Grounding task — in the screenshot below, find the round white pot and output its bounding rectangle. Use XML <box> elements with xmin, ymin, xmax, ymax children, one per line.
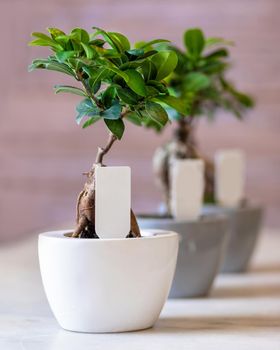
<box><xmin>203</xmin><ymin>204</ymin><xmax>263</xmax><ymax>273</ymax></box>
<box><xmin>38</xmin><ymin>229</ymin><xmax>178</xmax><ymax>333</ymax></box>
<box><xmin>137</xmin><ymin>215</ymin><xmax>228</xmax><ymax>298</ymax></box>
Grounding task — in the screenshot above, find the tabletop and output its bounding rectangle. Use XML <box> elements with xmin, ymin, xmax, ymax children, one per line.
<box><xmin>1</xmin><ymin>230</ymin><xmax>280</xmax><ymax>350</ymax></box>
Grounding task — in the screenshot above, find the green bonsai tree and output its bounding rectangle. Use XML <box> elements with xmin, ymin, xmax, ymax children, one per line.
<box><xmin>29</xmin><ymin>26</ymin><xmax>183</xmax><ymax>238</ymax></box>
<box><xmin>151</xmin><ymin>28</ymin><xmax>254</xmax><ymax>213</ymax></box>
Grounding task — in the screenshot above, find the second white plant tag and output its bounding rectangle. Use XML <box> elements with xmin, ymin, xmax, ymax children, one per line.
<box><xmin>95</xmin><ymin>166</ymin><xmax>131</xmax><ymax>239</ymax></box>
<box><xmin>170</xmin><ymin>159</ymin><xmax>205</xmax><ymax>220</ymax></box>
<box><xmin>215</xmin><ymin>149</ymin><xmax>245</xmax><ymax>207</ymax></box>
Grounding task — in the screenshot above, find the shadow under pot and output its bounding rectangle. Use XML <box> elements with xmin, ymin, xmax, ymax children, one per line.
<box><xmin>38</xmin><ymin>229</ymin><xmax>178</xmax><ymax>333</ymax></box>
<box><xmin>203</xmin><ymin>204</ymin><xmax>263</xmax><ymax>273</ymax></box>
<box><xmin>137</xmin><ymin>215</ymin><xmax>228</xmax><ymax>298</ymax></box>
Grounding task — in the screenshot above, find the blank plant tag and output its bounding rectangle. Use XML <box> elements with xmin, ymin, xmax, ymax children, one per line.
<box><xmin>170</xmin><ymin>159</ymin><xmax>205</xmax><ymax>220</ymax></box>
<box><xmin>95</xmin><ymin>166</ymin><xmax>131</xmax><ymax>239</ymax></box>
<box><xmin>215</xmin><ymin>149</ymin><xmax>245</xmax><ymax>207</ymax></box>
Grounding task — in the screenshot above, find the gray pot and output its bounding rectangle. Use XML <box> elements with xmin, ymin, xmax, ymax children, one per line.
<box><xmin>203</xmin><ymin>204</ymin><xmax>263</xmax><ymax>273</ymax></box>
<box><xmin>137</xmin><ymin>214</ymin><xmax>228</xmax><ymax>298</ymax></box>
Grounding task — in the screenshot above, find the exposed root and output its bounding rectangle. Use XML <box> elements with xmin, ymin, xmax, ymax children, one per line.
<box><xmin>72</xmin><ymin>215</ymin><xmax>87</xmax><ymax>238</ymax></box>
<box><xmin>79</xmin><ymin>218</ymin><xmax>99</xmax><ymax>238</ymax></box>
<box><xmin>75</xmin><ymin>190</ymin><xmax>85</xmax><ymax>223</ymax></box>
<box><xmin>72</xmin><ymin>164</ymin><xmax>141</xmax><ymax>239</ymax></box>
<box><xmin>130</xmin><ymin>210</ymin><xmax>141</xmax><ymax>237</ymax></box>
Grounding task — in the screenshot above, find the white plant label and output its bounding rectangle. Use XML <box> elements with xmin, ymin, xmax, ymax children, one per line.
<box><xmin>170</xmin><ymin>159</ymin><xmax>205</xmax><ymax>220</ymax></box>
<box><xmin>95</xmin><ymin>166</ymin><xmax>131</xmax><ymax>239</ymax></box>
<box><xmin>215</xmin><ymin>149</ymin><xmax>245</xmax><ymax>207</ymax></box>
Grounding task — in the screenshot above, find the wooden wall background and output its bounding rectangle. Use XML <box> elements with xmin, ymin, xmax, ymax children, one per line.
<box><xmin>0</xmin><ymin>0</ymin><xmax>279</xmax><ymax>242</ymax></box>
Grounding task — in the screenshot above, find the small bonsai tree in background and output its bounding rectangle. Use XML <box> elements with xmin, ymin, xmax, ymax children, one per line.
<box><xmin>29</xmin><ymin>26</ymin><xmax>182</xmax><ymax>238</ymax></box>
<box><xmin>152</xmin><ymin>28</ymin><xmax>254</xmax><ymax>213</ymax></box>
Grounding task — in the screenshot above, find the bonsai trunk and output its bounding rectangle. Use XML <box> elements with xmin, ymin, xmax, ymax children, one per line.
<box><xmin>153</xmin><ymin>117</ymin><xmax>215</xmax><ymax>215</ymax></box>
<box><xmin>72</xmin><ymin>132</ymin><xmax>141</xmax><ymax>238</ymax></box>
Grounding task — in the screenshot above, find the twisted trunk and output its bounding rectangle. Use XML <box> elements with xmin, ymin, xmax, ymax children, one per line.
<box><xmin>72</xmin><ymin>133</ymin><xmax>141</xmax><ymax>239</ymax></box>
<box><xmin>153</xmin><ymin>118</ymin><xmax>215</xmax><ymax>215</ymax></box>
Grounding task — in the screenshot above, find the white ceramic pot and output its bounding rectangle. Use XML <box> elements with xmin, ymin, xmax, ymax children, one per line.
<box><xmin>38</xmin><ymin>229</ymin><xmax>178</xmax><ymax>333</ymax></box>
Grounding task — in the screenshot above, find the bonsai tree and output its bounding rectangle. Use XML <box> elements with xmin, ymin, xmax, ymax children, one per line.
<box><xmin>151</xmin><ymin>28</ymin><xmax>254</xmax><ymax>213</ymax></box>
<box><xmin>29</xmin><ymin>26</ymin><xmax>183</xmax><ymax>238</ymax></box>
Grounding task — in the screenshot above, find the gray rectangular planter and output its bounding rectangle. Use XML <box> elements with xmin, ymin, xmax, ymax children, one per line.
<box><xmin>137</xmin><ymin>214</ymin><xmax>228</xmax><ymax>298</ymax></box>
<box><xmin>203</xmin><ymin>204</ymin><xmax>263</xmax><ymax>273</ymax></box>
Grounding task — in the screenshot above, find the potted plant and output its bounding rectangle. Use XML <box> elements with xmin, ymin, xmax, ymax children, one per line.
<box><xmin>138</xmin><ymin>28</ymin><xmax>260</xmax><ymax>297</ymax></box>
<box><xmin>163</xmin><ymin>28</ymin><xmax>261</xmax><ymax>274</ymax></box>
<box><xmin>159</xmin><ymin>29</ymin><xmax>262</xmax><ymax>274</ymax></box>
<box><xmin>210</xmin><ymin>148</ymin><xmax>263</xmax><ymax>273</ymax></box>
<box><xmin>29</xmin><ymin>26</ymin><xmax>180</xmax><ymax>333</ymax></box>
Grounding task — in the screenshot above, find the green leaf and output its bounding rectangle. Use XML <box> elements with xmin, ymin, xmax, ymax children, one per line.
<box><xmin>185</xmin><ymin>72</ymin><xmax>210</xmax><ymax>92</ymax></box>
<box><xmin>105</xmin><ymin>49</ymin><xmax>122</xmax><ymax>59</ymax></box>
<box><xmin>120</xmin><ymin>60</ymin><xmax>146</xmax><ymax>70</ymax></box>
<box><xmin>90</xmin><ymin>68</ymin><xmax>110</xmax><ymax>90</ymax></box>
<box><xmin>55</xmin><ymin>51</ymin><xmax>76</xmax><ymax>63</ymax></box>
<box><xmin>116</xmin><ymin>86</ymin><xmax>139</xmax><ymax>105</ymax></box>
<box><xmin>108</xmin><ymin>32</ymin><xmax>131</xmax><ymax>51</ymax></box>
<box><xmin>140</xmin><ymin>111</ymin><xmax>163</xmax><ymax>132</ymax></box>
<box><xmin>29</xmin><ymin>38</ymin><xmax>63</xmax><ymax>51</ymax></box>
<box><xmin>136</xmin><ymin>39</ymin><xmax>170</xmax><ymax>50</ymax></box>
<box><xmin>55</xmin><ymin>35</ymin><xmax>72</xmax><ymax>50</ymax></box>
<box><xmin>235</xmin><ymin>92</ymin><xmax>254</xmax><ymax>108</ymax></box>
<box><xmin>70</xmin><ymin>28</ymin><xmax>90</xmax><ymax>43</ymax></box>
<box><xmin>145</xmin><ymin>101</ymin><xmax>168</xmax><ymax>126</ymax></box>
<box><xmin>200</xmin><ymin>61</ymin><xmax>227</xmax><ymax>74</ymax></box>
<box><xmin>139</xmin><ymin>50</ymin><xmax>158</xmax><ymax>59</ymax></box>
<box><xmin>184</xmin><ymin>28</ymin><xmax>205</xmax><ymax>58</ymax></box>
<box><xmin>141</xmin><ymin>60</ymin><xmax>157</xmax><ymax>81</ymax></box>
<box><xmin>125</xmin><ymin>111</ymin><xmax>142</xmax><ymax>126</ymax></box>
<box><xmin>126</xmin><ymin>49</ymin><xmax>144</xmax><ymax>57</ymax></box>
<box><xmin>145</xmin><ymin>86</ymin><xmax>160</xmax><ymax>97</ymax></box>
<box><xmin>155</xmin><ymin>95</ymin><xmax>187</xmax><ymax>115</ymax></box>
<box><xmin>76</xmin><ymin>98</ymin><xmax>100</xmax><ymax>124</ymax></box>
<box><xmin>28</xmin><ymin>58</ymin><xmax>48</xmax><ymax>71</ymax></box>
<box><xmin>205</xmin><ymin>48</ymin><xmax>228</xmax><ymax>60</ymax></box>
<box><xmin>30</xmin><ymin>32</ymin><xmax>63</xmax><ymax>49</ymax></box>
<box><xmin>104</xmin><ymin>119</ymin><xmax>125</xmax><ymax>139</ymax></box>
<box><xmin>125</xmin><ymin>69</ymin><xmax>146</xmax><ymax>96</ymax></box>
<box><xmin>92</xmin><ymin>80</ymin><xmax>101</xmax><ymax>94</ymax></box>
<box><xmin>147</xmin><ymin>80</ymin><xmax>168</xmax><ymax>93</ymax></box>
<box><xmin>221</xmin><ymin>78</ymin><xmax>254</xmax><ymax>108</ymax></box>
<box><xmin>167</xmin><ymin>46</ymin><xmax>189</xmax><ymax>73</ymax></box>
<box><xmin>82</xmin><ymin>65</ymin><xmax>98</xmax><ymax>77</ymax></box>
<box><xmin>205</xmin><ymin>37</ymin><xmax>234</xmax><ymax>48</ymax></box>
<box><xmin>165</xmin><ymin>106</ymin><xmax>180</xmax><ymax>121</ymax></box>
<box><xmin>54</xmin><ymin>85</ymin><xmax>86</xmax><ymax>96</ymax></box>
<box><xmin>47</xmin><ymin>28</ymin><xmax>66</xmax><ymax>39</ymax></box>
<box><xmin>89</xmin><ymin>38</ymin><xmax>106</xmax><ymax>47</ymax></box>
<box><xmin>82</xmin><ymin>116</ymin><xmax>101</xmax><ymax>128</ymax></box>
<box><xmin>101</xmin><ymin>102</ymin><xmax>121</xmax><ymax>120</ymax></box>
<box><xmin>81</xmin><ymin>43</ymin><xmax>95</xmax><ymax>59</ymax></box>
<box><xmin>31</xmin><ymin>32</ymin><xmax>52</xmax><ymax>40</ymax></box>
<box><xmin>151</xmin><ymin>51</ymin><xmax>178</xmax><ymax>81</ymax></box>
<box><xmin>105</xmin><ymin>64</ymin><xmax>129</xmax><ymax>81</ymax></box>
<box><xmin>28</xmin><ymin>59</ymin><xmax>76</xmax><ymax>77</ymax></box>
<box><xmin>102</xmin><ymin>86</ymin><xmax>116</xmax><ymax>108</ymax></box>
<box><xmin>92</xmin><ymin>27</ymin><xmax>122</xmax><ymax>53</ymax></box>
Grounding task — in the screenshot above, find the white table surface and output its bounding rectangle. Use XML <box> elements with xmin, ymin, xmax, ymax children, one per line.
<box><xmin>1</xmin><ymin>230</ymin><xmax>280</xmax><ymax>350</ymax></box>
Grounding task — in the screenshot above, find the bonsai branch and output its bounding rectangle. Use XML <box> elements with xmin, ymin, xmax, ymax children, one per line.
<box><xmin>95</xmin><ymin>133</ymin><xmax>117</xmax><ymax>165</ymax></box>
<box><xmin>72</xmin><ymin>109</ymin><xmax>142</xmax><ymax>239</ymax></box>
<box><xmin>95</xmin><ymin>109</ymin><xmax>129</xmax><ymax>165</ymax></box>
<box><xmin>76</xmin><ymin>71</ymin><xmax>104</xmax><ymax>110</ymax></box>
